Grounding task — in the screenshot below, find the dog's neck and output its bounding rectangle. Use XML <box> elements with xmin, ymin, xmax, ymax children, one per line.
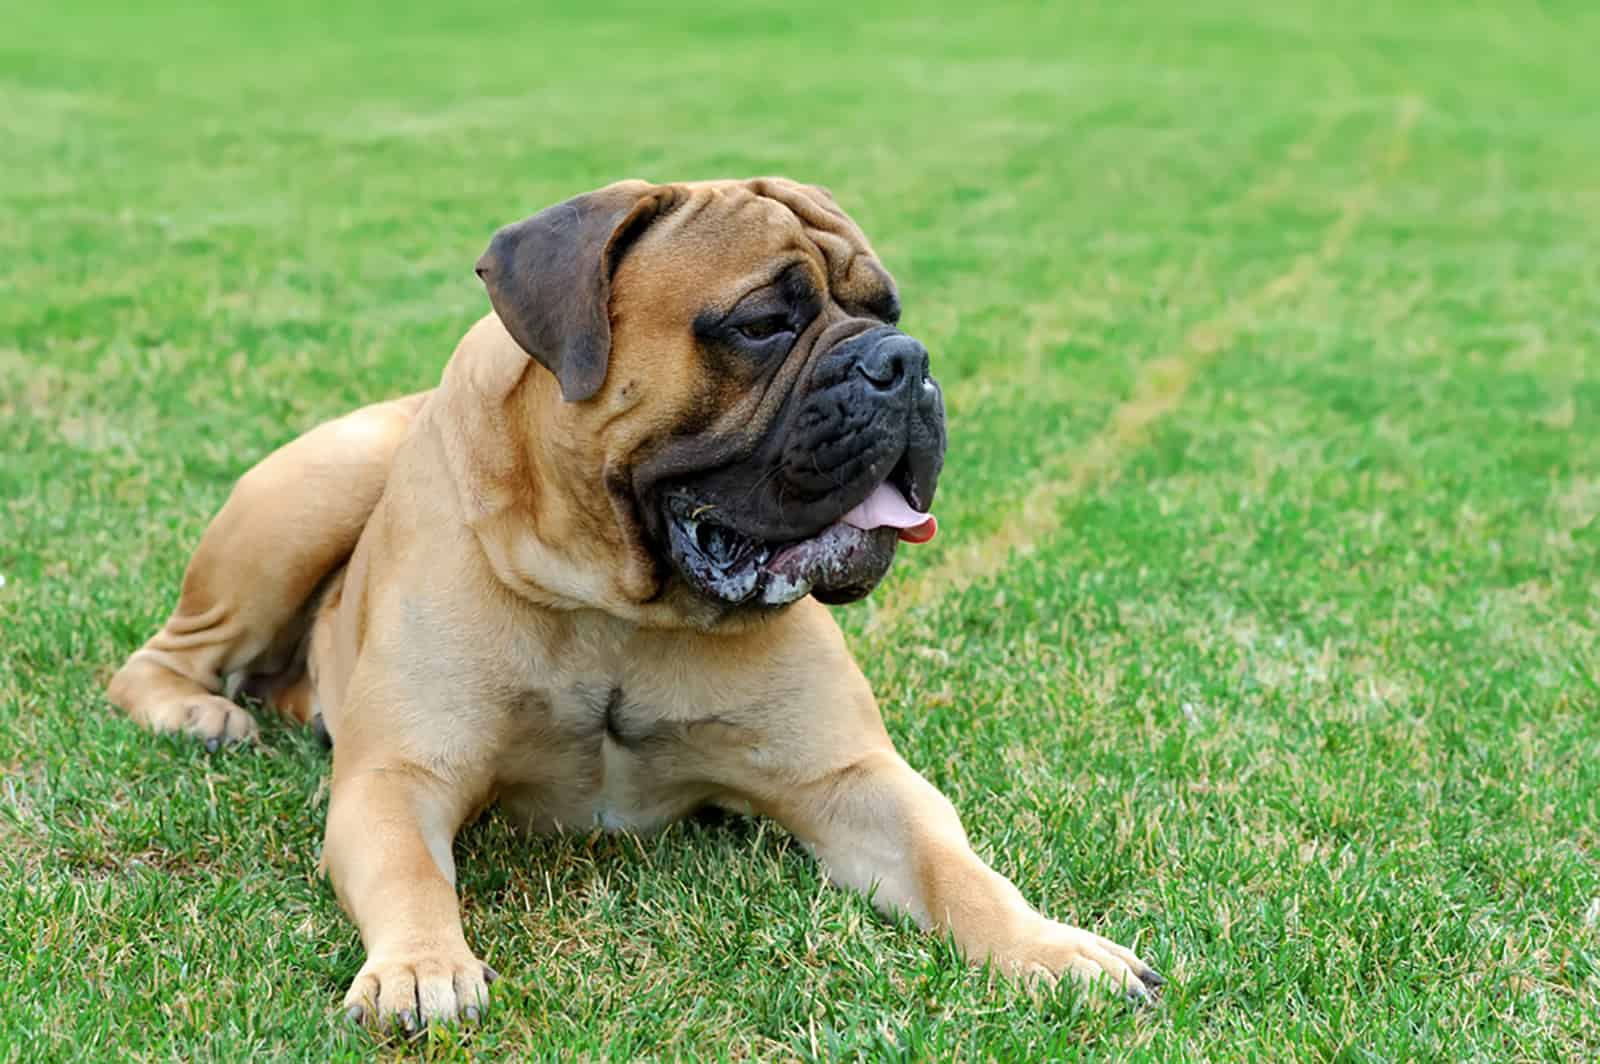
<box><xmin>429</xmin><ymin>315</ymin><xmax>690</xmax><ymax>627</ymax></box>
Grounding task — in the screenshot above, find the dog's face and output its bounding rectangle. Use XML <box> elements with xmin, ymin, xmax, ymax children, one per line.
<box><xmin>476</xmin><ymin>178</ymin><xmax>945</xmax><ymax>617</ymax></box>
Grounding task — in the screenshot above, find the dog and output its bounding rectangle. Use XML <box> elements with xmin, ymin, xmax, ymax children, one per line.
<box><xmin>107</xmin><ymin>178</ymin><xmax>1161</xmax><ymax>1029</ymax></box>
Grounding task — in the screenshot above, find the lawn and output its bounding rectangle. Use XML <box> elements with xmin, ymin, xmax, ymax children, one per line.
<box><xmin>3</xmin><ymin>0</ymin><xmax>1597</xmax><ymax>1058</ymax></box>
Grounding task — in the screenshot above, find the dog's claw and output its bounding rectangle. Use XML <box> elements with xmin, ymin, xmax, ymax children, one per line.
<box><xmin>1124</xmin><ymin>974</ymin><xmax>1163</xmax><ymax>1006</ymax></box>
<box><xmin>464</xmin><ymin>1005</ymin><xmax>480</xmax><ymax>1024</ymax></box>
<box><xmin>397</xmin><ymin>1007</ymin><xmax>417</xmax><ymax>1033</ymax></box>
<box><xmin>482</xmin><ymin>964</ymin><xmax>499</xmax><ymax>984</ymax></box>
<box><xmin>203</xmin><ymin>737</ymin><xmax>221</xmax><ymax>753</ymax></box>
<box><xmin>343</xmin><ymin>1004</ymin><xmax>364</xmax><ymax>1027</ymax></box>
<box><xmin>1121</xmin><ymin>966</ymin><xmax>1166</xmax><ymax>1008</ymax></box>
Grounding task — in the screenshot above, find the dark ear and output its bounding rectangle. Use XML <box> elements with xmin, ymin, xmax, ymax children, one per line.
<box><xmin>475</xmin><ymin>180</ymin><xmax>666</xmax><ymax>402</ymax></box>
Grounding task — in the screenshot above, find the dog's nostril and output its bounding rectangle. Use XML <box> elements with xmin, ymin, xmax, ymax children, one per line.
<box><xmin>856</xmin><ymin>358</ymin><xmax>900</xmax><ymax>389</ymax></box>
<box><xmin>853</xmin><ymin>333</ymin><xmax>929</xmax><ymax>392</ymax></box>
<box><xmin>857</xmin><ymin>345</ymin><xmax>910</xmax><ymax>391</ymax></box>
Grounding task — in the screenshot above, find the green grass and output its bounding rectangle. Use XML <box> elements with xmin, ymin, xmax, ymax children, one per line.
<box><xmin>3</xmin><ymin>0</ymin><xmax>1598</xmax><ymax>1058</ymax></box>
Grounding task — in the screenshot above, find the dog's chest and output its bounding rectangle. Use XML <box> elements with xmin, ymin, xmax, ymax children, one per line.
<box><xmin>494</xmin><ymin>679</ymin><xmax>723</xmax><ymax>835</ymax></box>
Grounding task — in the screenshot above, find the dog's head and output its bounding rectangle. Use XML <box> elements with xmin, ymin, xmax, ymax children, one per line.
<box><xmin>475</xmin><ymin>178</ymin><xmax>945</xmax><ymax>618</ymax></box>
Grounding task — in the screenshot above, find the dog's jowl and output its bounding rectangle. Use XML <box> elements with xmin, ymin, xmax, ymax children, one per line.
<box><xmin>107</xmin><ymin>178</ymin><xmax>1161</xmax><ymax>1029</ymax></box>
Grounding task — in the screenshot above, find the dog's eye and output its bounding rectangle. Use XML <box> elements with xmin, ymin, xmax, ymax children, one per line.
<box><xmin>735</xmin><ymin>315</ymin><xmax>791</xmax><ymax>342</ymax></box>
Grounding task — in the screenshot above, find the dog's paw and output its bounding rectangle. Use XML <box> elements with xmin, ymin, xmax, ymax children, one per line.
<box><xmin>342</xmin><ymin>947</ymin><xmax>496</xmax><ymax>1033</ymax></box>
<box><xmin>152</xmin><ymin>694</ymin><xmax>259</xmax><ymax>751</ymax></box>
<box><xmin>1001</xmin><ymin>921</ymin><xmax>1164</xmax><ymax>1006</ymax></box>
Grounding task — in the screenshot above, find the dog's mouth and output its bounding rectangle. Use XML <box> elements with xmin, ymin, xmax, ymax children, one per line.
<box><xmin>663</xmin><ymin>457</ymin><xmax>937</xmax><ymax>607</ymax></box>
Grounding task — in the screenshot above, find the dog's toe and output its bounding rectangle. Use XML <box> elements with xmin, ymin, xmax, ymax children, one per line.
<box><xmin>182</xmin><ymin>696</ymin><xmax>258</xmax><ymax>747</ymax></box>
<box><xmin>1007</xmin><ymin>921</ymin><xmax>1165</xmax><ymax>1007</ymax></box>
<box><xmin>341</xmin><ymin>948</ymin><xmax>492</xmax><ymax>1034</ymax></box>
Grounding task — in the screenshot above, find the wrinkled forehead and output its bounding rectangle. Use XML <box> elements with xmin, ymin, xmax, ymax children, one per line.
<box><xmin>621</xmin><ymin>179</ymin><xmax>899</xmax><ymax>319</ymax></box>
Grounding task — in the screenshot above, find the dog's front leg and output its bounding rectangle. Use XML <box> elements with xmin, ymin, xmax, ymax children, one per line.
<box><xmin>771</xmin><ymin>747</ymin><xmax>1163</xmax><ymax>1002</ymax></box>
<box><xmin>324</xmin><ymin>755</ymin><xmax>492</xmax><ymax>1031</ymax></box>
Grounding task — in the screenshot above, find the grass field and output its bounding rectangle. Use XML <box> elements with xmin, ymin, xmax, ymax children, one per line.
<box><xmin>4</xmin><ymin>0</ymin><xmax>1598</xmax><ymax>1058</ymax></box>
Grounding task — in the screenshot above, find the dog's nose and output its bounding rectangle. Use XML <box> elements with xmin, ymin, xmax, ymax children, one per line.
<box><xmin>855</xmin><ymin>333</ymin><xmax>928</xmax><ymax>393</ymax></box>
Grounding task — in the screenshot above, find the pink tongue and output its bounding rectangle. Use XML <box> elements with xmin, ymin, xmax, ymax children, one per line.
<box><xmin>841</xmin><ymin>482</ymin><xmax>937</xmax><ymax>544</ymax></box>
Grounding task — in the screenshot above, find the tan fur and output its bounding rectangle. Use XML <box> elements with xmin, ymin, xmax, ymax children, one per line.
<box><xmin>107</xmin><ymin>179</ymin><xmax>1155</xmax><ymax>1029</ymax></box>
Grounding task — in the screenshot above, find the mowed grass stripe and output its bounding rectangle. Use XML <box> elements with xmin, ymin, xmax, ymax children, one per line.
<box><xmin>866</xmin><ymin>96</ymin><xmax>1421</xmax><ymax>638</ymax></box>
<box><xmin>948</xmin><ymin>102</ymin><xmax>1349</xmax><ymax>414</ymax></box>
<box><xmin>841</xmin><ymin>101</ymin><xmax>1364</xmax><ymax>640</ymax></box>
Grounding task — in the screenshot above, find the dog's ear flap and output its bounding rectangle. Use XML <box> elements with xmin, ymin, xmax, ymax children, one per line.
<box><xmin>475</xmin><ymin>180</ymin><xmax>668</xmax><ymax>402</ymax></box>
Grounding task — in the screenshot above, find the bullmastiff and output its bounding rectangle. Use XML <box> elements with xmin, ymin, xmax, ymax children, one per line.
<box><xmin>107</xmin><ymin>178</ymin><xmax>1162</xmax><ymax>1029</ymax></box>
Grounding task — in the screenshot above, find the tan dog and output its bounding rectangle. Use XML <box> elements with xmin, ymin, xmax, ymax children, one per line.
<box><xmin>107</xmin><ymin>178</ymin><xmax>1161</xmax><ymax>1030</ymax></box>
